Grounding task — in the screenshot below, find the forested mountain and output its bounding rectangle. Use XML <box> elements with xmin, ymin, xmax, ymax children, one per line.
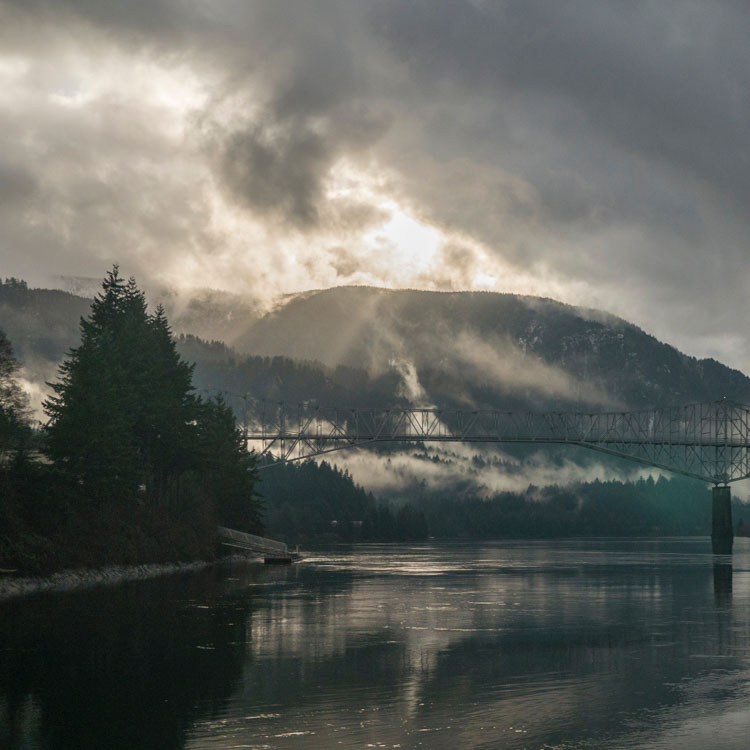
<box><xmin>234</xmin><ymin>287</ymin><xmax>750</xmax><ymax>410</ymax></box>
<box><xmin>5</xmin><ymin>279</ymin><xmax>749</xmax><ymax>418</ymax></box>
<box><xmin>0</xmin><ymin>279</ymin><xmax>91</xmax><ymax>368</ymax></box>
<box><xmin>0</xmin><ymin>278</ymin><xmax>406</xmax><ymax>423</ymax></box>
<box><xmin>4</xmin><ymin>275</ymin><xmax>750</xmax><ymax>559</ymax></box>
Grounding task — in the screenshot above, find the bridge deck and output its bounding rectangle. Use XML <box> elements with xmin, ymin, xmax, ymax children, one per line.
<box><xmin>244</xmin><ymin>400</ymin><xmax>750</xmax><ymax>484</ymax></box>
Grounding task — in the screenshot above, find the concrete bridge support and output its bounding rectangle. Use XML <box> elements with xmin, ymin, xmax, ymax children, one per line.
<box><xmin>712</xmin><ymin>485</ymin><xmax>733</xmax><ymax>555</ymax></box>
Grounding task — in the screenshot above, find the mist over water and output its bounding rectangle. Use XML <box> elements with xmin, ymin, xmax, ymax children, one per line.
<box><xmin>3</xmin><ymin>539</ymin><xmax>750</xmax><ymax>749</ymax></box>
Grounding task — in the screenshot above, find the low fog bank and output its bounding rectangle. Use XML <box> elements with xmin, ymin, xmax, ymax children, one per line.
<box><xmin>326</xmin><ymin>442</ymin><xmax>661</xmax><ymax>504</ymax></box>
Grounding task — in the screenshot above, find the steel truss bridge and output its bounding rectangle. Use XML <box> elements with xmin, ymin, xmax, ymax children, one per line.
<box><xmin>246</xmin><ymin>399</ymin><xmax>750</xmax><ymax>485</ymax></box>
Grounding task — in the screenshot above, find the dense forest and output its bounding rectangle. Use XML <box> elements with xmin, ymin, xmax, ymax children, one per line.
<box><xmin>0</xmin><ymin>269</ymin><xmax>263</xmax><ymax>573</ymax></box>
<box><xmin>258</xmin><ymin>464</ymin><xmax>750</xmax><ymax>544</ymax></box>
<box><xmin>259</xmin><ymin>459</ymin><xmax>428</xmax><ymax>545</ymax></box>
<box><xmin>415</xmin><ymin>476</ymin><xmax>726</xmax><ymax>539</ymax></box>
<box><xmin>176</xmin><ymin>334</ymin><xmax>405</xmax><ymax>411</ymax></box>
<box><xmin>2</xmin><ymin>273</ymin><xmax>748</xmax><ymax>575</ymax></box>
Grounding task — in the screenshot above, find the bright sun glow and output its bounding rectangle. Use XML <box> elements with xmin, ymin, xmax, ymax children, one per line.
<box><xmin>363</xmin><ymin>201</ymin><xmax>442</xmax><ymax>276</ymax></box>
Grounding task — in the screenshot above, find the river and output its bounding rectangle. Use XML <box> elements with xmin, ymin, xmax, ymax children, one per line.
<box><xmin>2</xmin><ymin>538</ymin><xmax>750</xmax><ymax>749</ymax></box>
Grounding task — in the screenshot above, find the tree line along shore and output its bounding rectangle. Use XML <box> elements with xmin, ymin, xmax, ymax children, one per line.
<box><xmin>2</xmin><ymin>270</ymin><xmax>745</xmax><ymax>575</ymax></box>
<box><xmin>1</xmin><ymin>268</ymin><xmax>262</xmax><ymax>573</ymax></box>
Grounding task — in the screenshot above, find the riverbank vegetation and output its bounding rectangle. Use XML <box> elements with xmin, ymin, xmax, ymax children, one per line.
<box><xmin>260</xmin><ymin>458</ymin><xmax>429</xmax><ymax>545</ymax></box>
<box><xmin>3</xmin><ymin>272</ymin><xmax>747</xmax><ymax>572</ymax></box>
<box><xmin>259</xmin><ymin>457</ymin><xmax>741</xmax><ymax>545</ymax></box>
<box><xmin>1</xmin><ymin>268</ymin><xmax>263</xmax><ymax>573</ymax></box>
<box><xmin>415</xmin><ymin>476</ymin><xmax>721</xmax><ymax>539</ymax></box>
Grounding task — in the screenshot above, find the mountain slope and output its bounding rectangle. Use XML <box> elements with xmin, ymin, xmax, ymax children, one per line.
<box><xmin>0</xmin><ymin>278</ymin><xmax>263</xmax><ymax>399</ymax></box>
<box><xmin>0</xmin><ymin>280</ymin><xmax>90</xmax><ymax>366</ymax></box>
<box><xmin>233</xmin><ymin>287</ymin><xmax>750</xmax><ymax>410</ymax></box>
<box><xmin>2</xmin><ymin>280</ymin><xmax>748</xmax><ymax>415</ymax></box>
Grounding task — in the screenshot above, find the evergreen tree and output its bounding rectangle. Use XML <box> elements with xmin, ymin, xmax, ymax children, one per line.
<box><xmin>44</xmin><ymin>267</ymin><xmax>198</xmax><ymax>507</ymax></box>
<box><xmin>45</xmin><ymin>268</ymin><xmax>150</xmax><ymax>504</ymax></box>
<box><xmin>137</xmin><ymin>303</ymin><xmax>198</xmax><ymax>508</ymax></box>
<box><xmin>0</xmin><ymin>328</ymin><xmax>30</xmax><ymax>457</ymax></box>
<box><xmin>193</xmin><ymin>396</ymin><xmax>263</xmax><ymax>533</ymax></box>
<box><xmin>43</xmin><ymin>266</ymin><xmax>262</xmax><ymax>541</ymax></box>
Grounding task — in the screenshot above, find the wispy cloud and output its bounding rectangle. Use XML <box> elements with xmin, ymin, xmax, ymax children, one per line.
<box><xmin>1</xmin><ymin>0</ymin><xmax>750</xmax><ymax>370</ymax></box>
<box><xmin>331</xmin><ymin>444</ymin><xmax>658</xmax><ymax>499</ymax></box>
<box><xmin>442</xmin><ymin>331</ymin><xmax>616</xmax><ymax>408</ymax></box>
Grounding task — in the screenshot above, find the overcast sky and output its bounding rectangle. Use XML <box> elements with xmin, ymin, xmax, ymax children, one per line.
<box><xmin>1</xmin><ymin>0</ymin><xmax>749</xmax><ymax>370</ymax></box>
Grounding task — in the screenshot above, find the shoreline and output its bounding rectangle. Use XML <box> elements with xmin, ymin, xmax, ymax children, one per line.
<box><xmin>0</xmin><ymin>558</ymin><xmax>228</xmax><ymax>601</ymax></box>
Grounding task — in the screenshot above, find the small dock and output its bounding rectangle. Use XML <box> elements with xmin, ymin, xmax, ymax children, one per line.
<box><xmin>216</xmin><ymin>526</ymin><xmax>300</xmax><ymax>564</ymax></box>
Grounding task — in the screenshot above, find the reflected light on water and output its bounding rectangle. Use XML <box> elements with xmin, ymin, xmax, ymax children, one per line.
<box><xmin>184</xmin><ymin>539</ymin><xmax>750</xmax><ymax>749</ymax></box>
<box><xmin>4</xmin><ymin>539</ymin><xmax>750</xmax><ymax>749</ymax></box>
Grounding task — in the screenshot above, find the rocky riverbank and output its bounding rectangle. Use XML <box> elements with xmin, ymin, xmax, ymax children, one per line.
<box><xmin>0</xmin><ymin>559</ymin><xmax>217</xmax><ymax>600</ymax></box>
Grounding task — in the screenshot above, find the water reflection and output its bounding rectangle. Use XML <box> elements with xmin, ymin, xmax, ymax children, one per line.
<box><xmin>713</xmin><ymin>562</ymin><xmax>733</xmax><ymax>605</ymax></box>
<box><xmin>4</xmin><ymin>540</ymin><xmax>750</xmax><ymax>749</ymax></box>
<box><xmin>0</xmin><ymin>567</ymin><xmax>261</xmax><ymax>749</ymax></box>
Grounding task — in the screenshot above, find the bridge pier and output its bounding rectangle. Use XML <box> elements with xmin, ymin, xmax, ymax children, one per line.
<box><xmin>712</xmin><ymin>485</ymin><xmax>733</xmax><ymax>555</ymax></box>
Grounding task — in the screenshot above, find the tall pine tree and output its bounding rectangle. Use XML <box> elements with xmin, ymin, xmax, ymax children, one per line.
<box><xmin>45</xmin><ymin>266</ymin><xmax>262</xmax><ymax>535</ymax></box>
<box><xmin>45</xmin><ymin>268</ymin><xmax>143</xmax><ymax>504</ymax></box>
<box><xmin>0</xmin><ymin>328</ymin><xmax>30</xmax><ymax>457</ymax></box>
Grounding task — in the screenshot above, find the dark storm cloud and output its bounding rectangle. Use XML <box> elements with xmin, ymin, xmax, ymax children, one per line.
<box><xmin>1</xmin><ymin>0</ymin><xmax>750</xmax><ymax>368</ymax></box>
<box><xmin>360</xmin><ymin>0</ymin><xmax>750</xmax><ymax>364</ymax></box>
<box><xmin>3</xmin><ymin>0</ymin><xmax>388</xmax><ymax>231</ymax></box>
<box><xmin>0</xmin><ymin>160</ymin><xmax>38</xmax><ymax>206</ymax></box>
<box><xmin>202</xmin><ymin>3</ymin><xmax>391</xmax><ymax>229</ymax></box>
<box><xmin>0</xmin><ymin>0</ymin><xmax>203</xmax><ymax>45</ymax></box>
<box><xmin>6</xmin><ymin>0</ymin><xmax>749</xmax><ymax>219</ymax></box>
<box><xmin>374</xmin><ymin>0</ymin><xmax>750</xmax><ymax>206</ymax></box>
<box><xmin>216</xmin><ymin>105</ymin><xmax>388</xmax><ymax>228</ymax></box>
<box><xmin>220</xmin><ymin>122</ymin><xmax>330</xmax><ymax>227</ymax></box>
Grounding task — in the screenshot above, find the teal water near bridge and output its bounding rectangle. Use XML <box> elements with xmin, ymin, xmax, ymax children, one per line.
<box><xmin>3</xmin><ymin>539</ymin><xmax>750</xmax><ymax>749</ymax></box>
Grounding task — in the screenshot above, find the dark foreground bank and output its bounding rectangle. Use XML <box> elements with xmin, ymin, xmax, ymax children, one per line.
<box><xmin>0</xmin><ymin>560</ymin><xmax>213</xmax><ymax>600</ymax></box>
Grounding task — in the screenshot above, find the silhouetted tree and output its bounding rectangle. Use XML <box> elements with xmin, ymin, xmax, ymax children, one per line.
<box><xmin>0</xmin><ymin>328</ymin><xmax>29</xmax><ymax>457</ymax></box>
<box><xmin>45</xmin><ymin>268</ymin><xmax>147</xmax><ymax>504</ymax></box>
<box><xmin>193</xmin><ymin>395</ymin><xmax>262</xmax><ymax>533</ymax></box>
<box><xmin>43</xmin><ymin>266</ymin><xmax>262</xmax><ymax>533</ymax></box>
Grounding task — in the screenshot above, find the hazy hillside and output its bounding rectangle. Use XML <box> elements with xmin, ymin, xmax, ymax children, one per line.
<box><xmin>0</xmin><ymin>279</ymin><xmax>90</xmax><ymax>366</ymax></box>
<box><xmin>0</xmin><ymin>278</ymin><xmax>260</xmax><ymax>375</ymax></box>
<box><xmin>5</xmin><ymin>277</ymin><xmax>750</xmax><ymax>499</ymax></box>
<box><xmin>4</xmin><ymin>280</ymin><xmax>750</xmax><ymax>417</ymax></box>
<box><xmin>233</xmin><ymin>287</ymin><xmax>750</xmax><ymax>410</ymax></box>
<box><xmin>175</xmin><ymin>334</ymin><xmax>404</xmax><ymax>413</ymax></box>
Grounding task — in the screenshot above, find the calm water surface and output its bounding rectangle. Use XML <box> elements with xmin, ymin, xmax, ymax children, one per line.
<box><xmin>3</xmin><ymin>538</ymin><xmax>750</xmax><ymax>749</ymax></box>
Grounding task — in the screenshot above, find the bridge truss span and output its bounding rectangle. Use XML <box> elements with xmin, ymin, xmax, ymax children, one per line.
<box><xmin>246</xmin><ymin>399</ymin><xmax>750</xmax><ymax>485</ymax></box>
